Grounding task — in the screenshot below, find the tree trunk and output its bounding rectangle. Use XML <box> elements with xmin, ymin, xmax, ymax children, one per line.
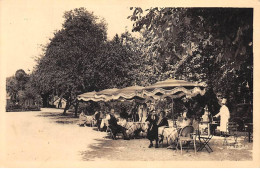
<box><xmin>63</xmin><ymin>99</ymin><xmax>70</xmax><ymax>115</ymax></box>
<box><xmin>41</xmin><ymin>93</ymin><xmax>49</xmax><ymax>107</ymax></box>
<box><xmin>74</xmin><ymin>100</ymin><xmax>79</xmax><ymax>118</ymax></box>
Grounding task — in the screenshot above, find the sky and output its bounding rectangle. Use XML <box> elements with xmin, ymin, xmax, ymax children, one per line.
<box><xmin>1</xmin><ymin>0</ymin><xmax>258</xmax><ymax>78</ymax></box>
<box><xmin>0</xmin><ymin>0</ymin><xmax>140</xmax><ymax>78</ymax></box>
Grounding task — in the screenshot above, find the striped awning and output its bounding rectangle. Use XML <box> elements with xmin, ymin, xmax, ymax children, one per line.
<box><xmin>141</xmin><ymin>79</ymin><xmax>206</xmax><ymax>99</ymax></box>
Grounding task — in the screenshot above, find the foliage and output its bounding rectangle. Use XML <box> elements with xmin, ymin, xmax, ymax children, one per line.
<box><xmin>6</xmin><ymin>76</ymin><xmax>19</xmax><ymax>102</ymax></box>
<box><xmin>6</xmin><ymin>104</ymin><xmax>41</xmax><ymax>112</ymax></box>
<box><xmin>129</xmin><ymin>8</ymin><xmax>253</xmax><ymax>114</ymax></box>
<box><xmin>33</xmin><ymin>8</ymin><xmax>143</xmax><ymax>116</ymax></box>
<box><xmin>6</xmin><ymin>69</ymin><xmax>42</xmax><ymax>111</ymax></box>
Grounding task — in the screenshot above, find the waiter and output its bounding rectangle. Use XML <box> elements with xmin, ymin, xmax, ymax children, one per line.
<box><xmin>215</xmin><ymin>98</ymin><xmax>230</xmax><ymax>135</ymax></box>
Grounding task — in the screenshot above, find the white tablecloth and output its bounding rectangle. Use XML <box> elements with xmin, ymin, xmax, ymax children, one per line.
<box><xmin>162</xmin><ymin>127</ymin><xmax>179</xmax><ymax>144</ymax></box>
<box><xmin>79</xmin><ymin>114</ymin><xmax>94</xmax><ymax>125</ymax></box>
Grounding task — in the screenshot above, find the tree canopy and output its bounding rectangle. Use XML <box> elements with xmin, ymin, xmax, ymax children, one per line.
<box><xmin>129</xmin><ymin>8</ymin><xmax>253</xmax><ymax>111</ymax></box>
<box><xmin>33</xmin><ymin>8</ymin><xmax>143</xmax><ymax>115</ymax></box>
<box><xmin>15</xmin><ymin>7</ymin><xmax>252</xmax><ymax>118</ymax></box>
<box><xmin>6</xmin><ymin>69</ymin><xmax>41</xmax><ymax>107</ymax></box>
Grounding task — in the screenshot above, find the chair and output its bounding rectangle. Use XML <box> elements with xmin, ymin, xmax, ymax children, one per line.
<box><xmin>108</xmin><ymin>125</ymin><xmax>124</xmax><ymax>140</ymax></box>
<box><xmin>91</xmin><ymin>119</ymin><xmax>97</xmax><ymax>127</ymax></box>
<box><xmin>108</xmin><ymin>120</ymin><xmax>128</xmax><ymax>140</ymax></box>
<box><xmin>158</xmin><ymin>126</ymin><xmax>169</xmax><ymax>147</ymax></box>
<box><xmin>197</xmin><ymin>122</ymin><xmax>213</xmax><ymax>153</ymax></box>
<box><xmin>177</xmin><ymin>125</ymin><xmax>196</xmax><ymax>155</ymax></box>
<box><xmin>223</xmin><ymin>122</ymin><xmax>239</xmax><ymax>147</ymax></box>
<box><xmin>244</xmin><ymin>123</ymin><xmax>253</xmax><ymax>142</ymax></box>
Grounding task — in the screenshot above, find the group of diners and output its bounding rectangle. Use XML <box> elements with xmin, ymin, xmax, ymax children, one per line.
<box><xmin>79</xmin><ymin>105</ymin><xmax>202</xmax><ymax>149</ymax></box>
<box><xmin>78</xmin><ymin>95</ymin><xmax>231</xmax><ymax>151</ymax></box>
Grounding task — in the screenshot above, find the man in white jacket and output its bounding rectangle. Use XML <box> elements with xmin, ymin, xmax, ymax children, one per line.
<box><xmin>215</xmin><ymin>98</ymin><xmax>230</xmax><ymax>135</ymax></box>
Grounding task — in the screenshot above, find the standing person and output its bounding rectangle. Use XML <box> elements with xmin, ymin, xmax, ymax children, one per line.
<box><xmin>95</xmin><ymin>111</ymin><xmax>105</xmax><ymax>131</ymax></box>
<box><xmin>146</xmin><ymin>110</ymin><xmax>159</xmax><ymax>148</ymax></box>
<box><xmin>215</xmin><ymin>98</ymin><xmax>230</xmax><ymax>135</ymax></box>
<box><xmin>130</xmin><ymin>104</ymin><xmax>139</xmax><ymax>122</ymax></box>
<box><xmin>141</xmin><ymin>103</ymin><xmax>148</xmax><ymax>122</ymax></box>
<box><xmin>138</xmin><ymin>104</ymin><xmax>143</xmax><ymax>122</ymax></box>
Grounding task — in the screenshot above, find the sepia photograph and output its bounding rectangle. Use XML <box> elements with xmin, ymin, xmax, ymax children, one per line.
<box><xmin>0</xmin><ymin>0</ymin><xmax>259</xmax><ymax>168</ymax></box>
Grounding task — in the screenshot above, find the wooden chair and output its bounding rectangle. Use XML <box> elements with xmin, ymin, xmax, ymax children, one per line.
<box><xmin>223</xmin><ymin>122</ymin><xmax>239</xmax><ymax>147</ymax></box>
<box><xmin>178</xmin><ymin>125</ymin><xmax>197</xmax><ymax>155</ymax></box>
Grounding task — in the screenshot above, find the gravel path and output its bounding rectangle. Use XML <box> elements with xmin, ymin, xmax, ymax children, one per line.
<box><xmin>1</xmin><ymin>108</ymin><xmax>253</xmax><ymax>164</ymax></box>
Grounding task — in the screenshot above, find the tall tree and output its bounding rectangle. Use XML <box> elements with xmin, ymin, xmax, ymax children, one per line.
<box><xmin>129</xmin><ymin>8</ymin><xmax>253</xmax><ymax>111</ymax></box>
<box><xmin>33</xmin><ymin>8</ymin><xmax>144</xmax><ymax>116</ymax></box>
<box><xmin>33</xmin><ymin>8</ymin><xmax>107</xmax><ymax>115</ymax></box>
<box><xmin>6</xmin><ymin>69</ymin><xmax>41</xmax><ymax>107</ymax></box>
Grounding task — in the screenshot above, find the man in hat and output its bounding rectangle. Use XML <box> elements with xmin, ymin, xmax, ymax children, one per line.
<box><xmin>215</xmin><ymin>98</ymin><xmax>230</xmax><ymax>135</ymax></box>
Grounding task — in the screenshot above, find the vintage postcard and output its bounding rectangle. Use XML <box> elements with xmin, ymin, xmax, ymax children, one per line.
<box><xmin>0</xmin><ymin>0</ymin><xmax>259</xmax><ymax>168</ymax></box>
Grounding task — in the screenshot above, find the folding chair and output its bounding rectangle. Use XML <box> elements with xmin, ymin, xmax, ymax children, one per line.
<box><xmin>223</xmin><ymin>122</ymin><xmax>239</xmax><ymax>147</ymax></box>
<box><xmin>197</xmin><ymin>122</ymin><xmax>213</xmax><ymax>153</ymax></box>
<box><xmin>244</xmin><ymin>123</ymin><xmax>253</xmax><ymax>142</ymax></box>
<box><xmin>178</xmin><ymin>125</ymin><xmax>197</xmax><ymax>155</ymax></box>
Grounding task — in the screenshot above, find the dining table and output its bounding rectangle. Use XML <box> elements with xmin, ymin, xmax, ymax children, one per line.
<box><xmin>118</xmin><ymin>121</ymin><xmax>149</xmax><ymax>137</ymax></box>
<box><xmin>161</xmin><ymin>127</ymin><xmax>179</xmax><ymax>145</ymax></box>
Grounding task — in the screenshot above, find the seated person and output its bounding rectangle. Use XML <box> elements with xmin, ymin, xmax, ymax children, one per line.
<box><xmin>202</xmin><ymin>106</ymin><xmax>210</xmax><ymax>122</ymax></box>
<box><xmin>191</xmin><ymin>115</ymin><xmax>199</xmax><ymax>131</ymax></box>
<box><xmin>78</xmin><ymin>111</ymin><xmax>87</xmax><ymax>126</ymax></box>
<box><xmin>114</xmin><ymin>110</ymin><xmax>121</xmax><ymax>119</ymax></box>
<box><xmin>167</xmin><ymin>111</ymin><xmax>192</xmax><ymax>149</ymax></box>
<box><xmin>157</xmin><ymin>111</ymin><xmax>169</xmax><ymax>143</ymax></box>
<box><xmin>157</xmin><ymin>111</ymin><xmax>169</xmax><ymax>133</ymax></box>
<box><xmin>117</xmin><ymin>117</ymin><xmax>127</xmax><ymax>127</ymax></box>
<box><xmin>177</xmin><ymin>110</ymin><xmax>192</xmax><ymax>132</ymax></box>
<box><xmin>108</xmin><ymin>109</ymin><xmax>130</xmax><ymax>140</ymax></box>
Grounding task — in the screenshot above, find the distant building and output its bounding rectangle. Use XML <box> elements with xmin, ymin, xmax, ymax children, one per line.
<box><xmin>51</xmin><ymin>96</ymin><xmax>67</xmax><ymax>109</ymax></box>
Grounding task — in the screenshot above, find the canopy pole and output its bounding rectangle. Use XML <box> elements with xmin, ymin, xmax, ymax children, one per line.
<box><xmin>74</xmin><ymin>99</ymin><xmax>79</xmax><ymax>118</ymax></box>
<box><xmin>159</xmin><ymin>96</ymin><xmax>162</xmax><ymax>112</ymax></box>
<box><xmin>172</xmin><ymin>97</ymin><xmax>174</xmax><ymax>121</ymax></box>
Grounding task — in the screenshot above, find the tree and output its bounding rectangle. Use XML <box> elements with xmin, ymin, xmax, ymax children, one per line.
<box><xmin>33</xmin><ymin>8</ymin><xmax>144</xmax><ymax>116</ymax></box>
<box><xmin>6</xmin><ymin>76</ymin><xmax>19</xmax><ymax>103</ymax></box>
<box><xmin>6</xmin><ymin>69</ymin><xmax>29</xmax><ymax>103</ymax></box>
<box><xmin>6</xmin><ymin>69</ymin><xmax>41</xmax><ymax>109</ymax></box>
<box><xmin>94</xmin><ymin>32</ymin><xmax>144</xmax><ymax>88</ymax></box>
<box><xmin>129</xmin><ymin>8</ymin><xmax>253</xmax><ymax>114</ymax></box>
<box><xmin>33</xmin><ymin>8</ymin><xmax>108</xmax><ymax>116</ymax></box>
